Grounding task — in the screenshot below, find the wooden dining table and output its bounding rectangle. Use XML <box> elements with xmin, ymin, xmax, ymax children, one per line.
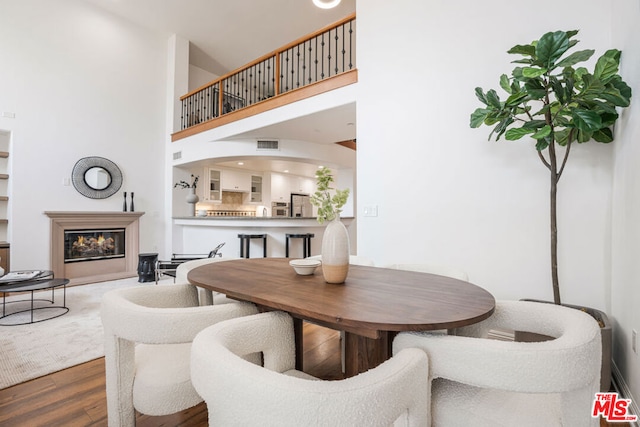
<box><xmin>188</xmin><ymin>258</ymin><xmax>495</xmax><ymax>377</ymax></box>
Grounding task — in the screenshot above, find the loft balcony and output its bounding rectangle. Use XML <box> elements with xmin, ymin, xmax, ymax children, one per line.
<box><xmin>171</xmin><ymin>13</ymin><xmax>356</xmax><ymax>142</ymax></box>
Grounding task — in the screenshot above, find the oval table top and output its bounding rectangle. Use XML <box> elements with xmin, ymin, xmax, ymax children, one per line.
<box><xmin>188</xmin><ymin>258</ymin><xmax>495</xmax><ymax>339</ymax></box>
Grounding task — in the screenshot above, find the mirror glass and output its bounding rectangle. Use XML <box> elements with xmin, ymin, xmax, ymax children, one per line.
<box><xmin>84</xmin><ymin>167</ymin><xmax>111</xmax><ymax>190</ymax></box>
<box><xmin>71</xmin><ymin>157</ymin><xmax>123</xmax><ymax>199</ymax></box>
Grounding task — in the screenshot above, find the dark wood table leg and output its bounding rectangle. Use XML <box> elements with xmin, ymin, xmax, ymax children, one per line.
<box><xmin>343</xmin><ymin>331</ymin><xmax>396</xmax><ymax>378</ymax></box>
<box><xmin>293</xmin><ymin>317</ymin><xmax>304</xmax><ymax>371</ymax></box>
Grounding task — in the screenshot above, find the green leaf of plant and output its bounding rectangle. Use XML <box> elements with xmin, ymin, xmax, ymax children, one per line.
<box><xmin>485</xmin><ymin>89</ymin><xmax>502</xmax><ymax>109</ymax></box>
<box><xmin>505</xmin><ymin>127</ymin><xmax>534</xmax><ymax>140</ymax></box>
<box><xmin>505</xmin><ymin>92</ymin><xmax>528</xmax><ymax>106</ymax></box>
<box><xmin>556</xmin><ymin>49</ymin><xmax>594</xmax><ymax>68</ymax></box>
<box><xmin>549</xmin><ymin>76</ymin><xmax>565</xmax><ymax>104</ymax></box>
<box><xmin>499</xmin><ymin>74</ymin><xmax>511</xmax><ymax>94</ymax></box>
<box><xmin>593</xmin><ymin>49</ymin><xmax>621</xmax><ymax>81</ymax></box>
<box><xmin>522</xmin><ymin>120</ymin><xmax>548</xmax><ymax>130</ymax></box>
<box><xmin>531</xmin><ymin>125</ymin><xmax>552</xmax><ymax>140</ymax></box>
<box><xmin>600</xmin><ymin>87</ymin><xmax>630</xmax><ymax>107</ymax></box>
<box><xmin>475</xmin><ymin>87</ymin><xmax>488</xmax><ymax>105</ymax></box>
<box><xmin>507</xmin><ymin>44</ymin><xmax>536</xmax><ymax>57</ymax></box>
<box><xmin>524</xmin><ymin>78</ymin><xmax>546</xmax><ymax>99</ymax></box>
<box><xmin>470</xmin><ymin>108</ymin><xmax>489</xmax><ymax>128</ymax></box>
<box><xmin>594</xmin><ymin>55</ymin><xmax>619</xmax><ymax>81</ymax></box>
<box><xmin>566</xmin><ymin>30</ymin><xmax>579</xmax><ymax>38</ymax></box>
<box><xmin>554</xmin><ymin>128</ymin><xmax>571</xmax><ymax>146</ymax></box>
<box><xmin>592</xmin><ymin>127</ymin><xmax>613</xmax><ymax>143</ymax></box>
<box><xmin>535</xmin><ymin>139</ymin><xmax>550</xmax><ymax>151</ymax></box>
<box><xmin>577</xmin><ymin>129</ymin><xmax>593</xmax><ymax>143</ymax></box>
<box><xmin>612</xmin><ymin>78</ymin><xmax>632</xmax><ymax>101</ymax></box>
<box><xmin>536</xmin><ymin>31</ymin><xmax>570</xmax><ymax>68</ymax></box>
<box><xmin>490</xmin><ymin>116</ymin><xmax>515</xmax><ymax>141</ymax></box>
<box><xmin>522</xmin><ymin>67</ymin><xmax>547</xmax><ymax>78</ymax></box>
<box><xmin>572</xmin><ymin>109</ymin><xmax>602</xmax><ymax>132</ymax></box>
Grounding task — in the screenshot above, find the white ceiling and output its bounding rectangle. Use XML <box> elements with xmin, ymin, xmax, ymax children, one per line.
<box><xmin>83</xmin><ymin>0</ymin><xmax>356</xmax><ymax>74</ymax></box>
<box><xmin>228</xmin><ymin>102</ymin><xmax>356</xmax><ymax>144</ymax></box>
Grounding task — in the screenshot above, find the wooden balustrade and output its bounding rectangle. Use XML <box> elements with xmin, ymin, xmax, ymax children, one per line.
<box><xmin>173</xmin><ymin>13</ymin><xmax>356</xmax><ymax>142</ymax></box>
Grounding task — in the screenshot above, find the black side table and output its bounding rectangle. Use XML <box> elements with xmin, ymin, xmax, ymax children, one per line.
<box><xmin>137</xmin><ymin>253</ymin><xmax>158</xmax><ymax>282</ymax></box>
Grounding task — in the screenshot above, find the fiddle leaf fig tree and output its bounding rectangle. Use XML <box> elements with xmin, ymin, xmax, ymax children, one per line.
<box><xmin>470</xmin><ymin>30</ymin><xmax>631</xmax><ymax>305</ymax></box>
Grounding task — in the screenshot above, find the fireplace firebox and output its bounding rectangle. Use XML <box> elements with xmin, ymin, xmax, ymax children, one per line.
<box><xmin>64</xmin><ymin>228</ymin><xmax>125</xmax><ymax>263</ymax></box>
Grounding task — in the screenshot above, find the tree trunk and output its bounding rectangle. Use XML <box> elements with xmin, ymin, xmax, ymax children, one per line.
<box><xmin>548</xmin><ymin>144</ymin><xmax>561</xmax><ymax>305</ymax></box>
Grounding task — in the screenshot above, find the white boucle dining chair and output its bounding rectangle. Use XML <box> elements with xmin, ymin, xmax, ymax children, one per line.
<box><xmin>393</xmin><ymin>300</ymin><xmax>602</xmax><ymax>427</ymax></box>
<box><xmin>100</xmin><ymin>284</ymin><xmax>259</xmax><ymax>427</ymax></box>
<box><xmin>191</xmin><ymin>311</ymin><xmax>430</xmax><ymax>427</ymax></box>
<box><xmin>175</xmin><ymin>256</ymin><xmax>239</xmax><ymax>305</ymax></box>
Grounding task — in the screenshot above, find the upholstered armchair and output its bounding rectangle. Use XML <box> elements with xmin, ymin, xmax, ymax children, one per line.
<box><xmin>393</xmin><ymin>300</ymin><xmax>602</xmax><ymax>427</ymax></box>
<box><xmin>191</xmin><ymin>311</ymin><xmax>430</xmax><ymax>426</ymax></box>
<box><xmin>175</xmin><ymin>257</ymin><xmax>238</xmax><ymax>305</ymax></box>
<box><xmin>100</xmin><ymin>284</ymin><xmax>258</xmax><ymax>427</ymax></box>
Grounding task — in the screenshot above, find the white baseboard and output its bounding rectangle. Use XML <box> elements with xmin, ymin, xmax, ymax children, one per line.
<box><xmin>612</xmin><ymin>361</ymin><xmax>639</xmax><ymax>427</ymax></box>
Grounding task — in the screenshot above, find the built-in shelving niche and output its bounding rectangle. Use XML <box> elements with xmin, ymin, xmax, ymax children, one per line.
<box><xmin>0</xmin><ymin>129</ymin><xmax>10</xmax><ymax>271</ymax></box>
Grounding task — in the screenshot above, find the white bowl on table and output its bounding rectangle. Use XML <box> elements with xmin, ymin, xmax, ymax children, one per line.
<box><xmin>289</xmin><ymin>259</ymin><xmax>321</xmax><ymax>276</ymax></box>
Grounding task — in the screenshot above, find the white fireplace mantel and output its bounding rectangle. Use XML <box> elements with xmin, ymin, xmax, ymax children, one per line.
<box><xmin>45</xmin><ymin>211</ymin><xmax>145</xmax><ymax>285</ymax></box>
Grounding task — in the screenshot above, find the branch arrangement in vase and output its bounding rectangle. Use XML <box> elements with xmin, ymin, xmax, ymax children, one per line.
<box><xmin>310</xmin><ymin>167</ymin><xmax>350</xmax><ymax>224</ymax></box>
<box><xmin>174</xmin><ymin>175</ymin><xmax>199</xmax><ymax>189</ymax></box>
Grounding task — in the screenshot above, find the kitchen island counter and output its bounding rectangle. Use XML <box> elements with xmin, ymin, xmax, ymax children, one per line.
<box><xmin>172</xmin><ymin>217</ymin><xmax>355</xmax><ymax>258</ymax></box>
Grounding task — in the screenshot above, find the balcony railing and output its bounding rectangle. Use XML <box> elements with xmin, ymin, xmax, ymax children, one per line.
<box><xmin>175</xmin><ymin>13</ymin><xmax>356</xmax><ymax>138</ymax></box>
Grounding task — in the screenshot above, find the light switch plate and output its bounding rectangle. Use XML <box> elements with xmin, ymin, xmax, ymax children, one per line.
<box><xmin>363</xmin><ymin>205</ymin><xmax>378</xmax><ymax>217</ymax></box>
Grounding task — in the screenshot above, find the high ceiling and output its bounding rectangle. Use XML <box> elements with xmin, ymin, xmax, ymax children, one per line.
<box><xmin>83</xmin><ymin>0</ymin><xmax>358</xmax><ymax>172</ymax></box>
<box><xmin>83</xmin><ymin>0</ymin><xmax>356</xmax><ymax>75</ymax></box>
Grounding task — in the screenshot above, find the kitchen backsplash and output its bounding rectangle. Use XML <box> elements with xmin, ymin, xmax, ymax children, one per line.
<box><xmin>196</xmin><ymin>191</ymin><xmax>257</xmax><ymax>213</ymax></box>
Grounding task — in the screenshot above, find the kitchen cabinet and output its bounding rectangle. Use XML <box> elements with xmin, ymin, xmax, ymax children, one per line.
<box><xmin>205</xmin><ymin>168</ymin><xmax>221</xmax><ymax>201</ymax></box>
<box><xmin>222</xmin><ymin>169</ymin><xmax>251</xmax><ymax>192</ymax></box>
<box><xmin>270</xmin><ymin>173</ymin><xmax>316</xmax><ymax>203</ymax></box>
<box><xmin>270</xmin><ymin>173</ymin><xmax>290</xmax><ymax>202</ymax></box>
<box><xmin>250</xmin><ymin>175</ymin><xmax>263</xmax><ymax>203</ymax></box>
<box><xmin>290</xmin><ymin>176</ymin><xmax>314</xmax><ymax>195</ymax></box>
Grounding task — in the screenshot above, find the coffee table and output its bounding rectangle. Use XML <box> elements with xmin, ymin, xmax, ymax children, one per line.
<box><xmin>0</xmin><ymin>271</ymin><xmax>69</xmax><ymax>325</ymax></box>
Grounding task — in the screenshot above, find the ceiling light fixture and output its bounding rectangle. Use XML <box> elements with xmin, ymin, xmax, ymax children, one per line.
<box><xmin>312</xmin><ymin>0</ymin><xmax>341</xmax><ymax>9</ymax></box>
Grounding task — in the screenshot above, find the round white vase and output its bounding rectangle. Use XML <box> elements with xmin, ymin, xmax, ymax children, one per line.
<box><xmin>186</xmin><ymin>187</ymin><xmax>199</xmax><ymax>216</ymax></box>
<box><xmin>321</xmin><ymin>217</ymin><xmax>350</xmax><ymax>284</ymax></box>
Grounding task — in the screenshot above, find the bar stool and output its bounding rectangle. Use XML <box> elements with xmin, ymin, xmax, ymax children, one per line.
<box><xmin>237</xmin><ymin>234</ymin><xmax>267</xmax><ymax>258</ymax></box>
<box><xmin>285</xmin><ymin>233</ymin><xmax>315</xmax><ymax>258</ymax></box>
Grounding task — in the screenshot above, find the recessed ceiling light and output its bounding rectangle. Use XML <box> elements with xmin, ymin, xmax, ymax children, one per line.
<box><xmin>237</xmin><ymin>162</ymin><xmax>244</xmax><ymax>166</ymax></box>
<box><xmin>312</xmin><ymin>0</ymin><xmax>341</xmax><ymax>9</ymax></box>
<box><xmin>284</xmin><ymin>170</ymin><xmax>289</xmax><ymax>173</ymax></box>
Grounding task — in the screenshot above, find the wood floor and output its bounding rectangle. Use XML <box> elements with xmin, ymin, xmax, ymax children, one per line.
<box><xmin>0</xmin><ymin>321</ymin><xmax>630</xmax><ymax>426</ymax></box>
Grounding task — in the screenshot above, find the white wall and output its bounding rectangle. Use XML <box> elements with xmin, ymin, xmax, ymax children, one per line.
<box><xmin>611</xmin><ymin>0</ymin><xmax>640</xmax><ymax>407</ymax></box>
<box><xmin>0</xmin><ymin>0</ymin><xmax>168</xmax><ymax>269</ymax></box>
<box><xmin>188</xmin><ymin>64</ymin><xmax>218</xmax><ymax>93</ymax></box>
<box><xmin>357</xmin><ymin>0</ymin><xmax>615</xmax><ymax>308</ymax></box>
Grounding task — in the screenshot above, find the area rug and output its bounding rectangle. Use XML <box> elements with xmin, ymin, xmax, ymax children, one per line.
<box><xmin>0</xmin><ymin>277</ymin><xmax>168</xmax><ymax>389</ymax></box>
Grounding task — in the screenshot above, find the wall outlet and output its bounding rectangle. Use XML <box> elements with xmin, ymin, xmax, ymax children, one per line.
<box><xmin>633</xmin><ymin>329</ymin><xmax>638</xmax><ymax>355</ymax></box>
